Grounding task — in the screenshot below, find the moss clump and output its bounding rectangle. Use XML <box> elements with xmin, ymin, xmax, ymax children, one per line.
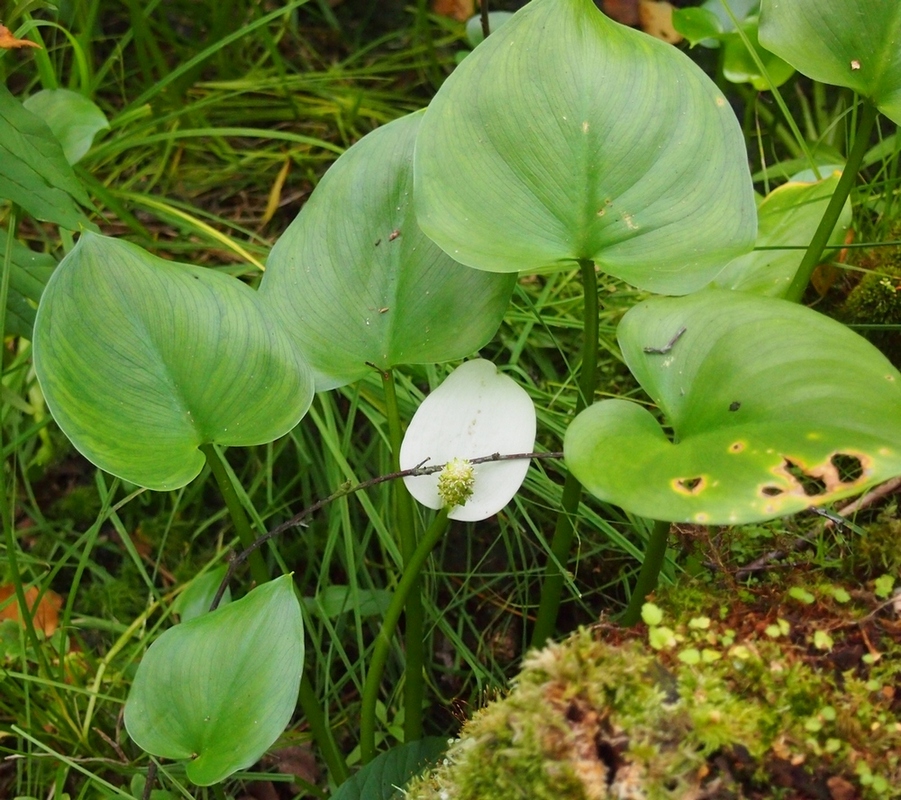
<box><xmin>841</xmin><ymin>238</ymin><xmax>901</xmax><ymax>367</ymax></box>
<box><xmin>406</xmin><ymin>589</ymin><xmax>901</xmax><ymax>799</ymax></box>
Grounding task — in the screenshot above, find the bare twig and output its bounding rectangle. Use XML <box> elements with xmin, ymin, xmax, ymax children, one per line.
<box><xmin>209</xmin><ymin>451</ymin><xmax>563</xmax><ymax>610</ymax></box>
<box><xmin>825</xmin><ymin>476</ymin><xmax>901</xmax><ymax>528</ymax></box>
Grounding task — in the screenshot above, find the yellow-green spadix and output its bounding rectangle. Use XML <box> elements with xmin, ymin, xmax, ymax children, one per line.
<box><xmin>400</xmin><ymin>359</ymin><xmax>536</xmax><ymax>521</ymax></box>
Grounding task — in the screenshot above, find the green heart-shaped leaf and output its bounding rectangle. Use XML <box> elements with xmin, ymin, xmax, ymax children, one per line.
<box><xmin>414</xmin><ymin>0</ymin><xmax>756</xmax><ymax>293</ymax></box>
<box><xmin>23</xmin><ymin>89</ymin><xmax>109</xmax><ymax>165</ymax></box>
<box><xmin>759</xmin><ymin>0</ymin><xmax>901</xmax><ymax>125</ymax></box>
<box><xmin>711</xmin><ymin>172</ymin><xmax>851</xmax><ymax>297</ymax></box>
<box><xmin>34</xmin><ymin>233</ymin><xmax>314</xmax><ymax>490</ymax></box>
<box><xmin>260</xmin><ymin>112</ymin><xmax>515</xmax><ymax>391</ymax></box>
<box><xmin>124</xmin><ymin>575</ymin><xmax>304</xmax><ymax>786</ymax></box>
<box><xmin>565</xmin><ymin>290</ymin><xmax>901</xmax><ymax>524</ymax></box>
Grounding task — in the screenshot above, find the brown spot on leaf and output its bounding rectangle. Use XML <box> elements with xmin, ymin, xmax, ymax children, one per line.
<box><xmin>830</xmin><ymin>453</ymin><xmax>863</xmax><ymax>482</ymax></box>
<box><xmin>768</xmin><ymin>450</ymin><xmax>873</xmax><ymax>502</ymax></box>
<box><xmin>673</xmin><ymin>476</ymin><xmax>706</xmax><ymax>495</ymax></box>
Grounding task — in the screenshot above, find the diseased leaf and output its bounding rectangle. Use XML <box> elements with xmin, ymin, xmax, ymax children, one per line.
<box><xmin>565</xmin><ymin>290</ymin><xmax>901</xmax><ymax>524</ymax></box>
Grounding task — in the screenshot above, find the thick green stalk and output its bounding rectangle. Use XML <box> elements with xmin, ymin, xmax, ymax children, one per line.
<box><xmin>360</xmin><ymin>507</ymin><xmax>451</xmax><ymax>764</ymax></box>
<box><xmin>380</xmin><ymin>369</ymin><xmax>425</xmax><ymax>743</ymax></box>
<box><xmin>199</xmin><ymin>443</ymin><xmax>348</xmax><ymax>784</ymax></box>
<box><xmin>299</xmin><ymin>669</ymin><xmax>349</xmax><ymax>785</ymax></box>
<box><xmin>200</xmin><ymin>443</ymin><xmax>269</xmax><ymax>587</ymax></box>
<box><xmin>785</xmin><ymin>101</ymin><xmax>880</xmax><ymax>302</ymax></box>
<box><xmin>530</xmin><ymin>259</ymin><xmax>599</xmax><ymax>649</ymax></box>
<box><xmin>619</xmin><ymin>520</ymin><xmax>671</xmax><ymax>627</ymax></box>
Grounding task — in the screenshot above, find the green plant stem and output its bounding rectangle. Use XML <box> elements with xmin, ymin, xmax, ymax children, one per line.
<box><xmin>530</xmin><ymin>258</ymin><xmax>599</xmax><ymax>649</ymax></box>
<box><xmin>0</xmin><ymin>206</ymin><xmax>43</xmax><ymax>667</ymax></box>
<box><xmin>785</xmin><ymin>100</ymin><xmax>880</xmax><ymax>302</ymax></box>
<box><xmin>380</xmin><ymin>369</ymin><xmax>425</xmax><ymax>743</ymax></box>
<box><xmin>360</xmin><ymin>507</ymin><xmax>451</xmax><ymax>765</ymax></box>
<box><xmin>199</xmin><ymin>443</ymin><xmax>348</xmax><ymax>784</ymax></box>
<box><xmin>299</xmin><ymin>676</ymin><xmax>349</xmax><ymax>785</ymax></box>
<box><xmin>200</xmin><ymin>443</ymin><xmax>269</xmax><ymax>586</ymax></box>
<box><xmin>619</xmin><ymin>520</ymin><xmax>671</xmax><ymax>627</ymax></box>
<box><xmin>1</xmin><ymin>207</ymin><xmax>46</xmax><ymax>668</ymax></box>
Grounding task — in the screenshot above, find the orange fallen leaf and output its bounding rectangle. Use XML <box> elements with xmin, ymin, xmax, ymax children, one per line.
<box><xmin>0</xmin><ymin>584</ymin><xmax>62</xmax><ymax>636</ymax></box>
<box><xmin>602</xmin><ymin>0</ymin><xmax>640</xmax><ymax>26</ymax></box>
<box><xmin>638</xmin><ymin>0</ymin><xmax>683</xmax><ymax>44</ymax></box>
<box><xmin>0</xmin><ymin>25</ymin><xmax>41</xmax><ymax>50</ymax></box>
<box><xmin>432</xmin><ymin>0</ymin><xmax>475</xmax><ymax>22</ymax></box>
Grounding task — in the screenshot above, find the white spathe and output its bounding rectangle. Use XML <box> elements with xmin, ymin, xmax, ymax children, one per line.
<box><xmin>400</xmin><ymin>359</ymin><xmax>537</xmax><ymax>522</ymax></box>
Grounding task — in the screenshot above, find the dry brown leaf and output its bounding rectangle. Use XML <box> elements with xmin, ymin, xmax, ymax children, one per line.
<box><xmin>638</xmin><ymin>0</ymin><xmax>683</xmax><ymax>44</ymax></box>
<box><xmin>0</xmin><ymin>584</ymin><xmax>62</xmax><ymax>636</ymax></box>
<box><xmin>602</xmin><ymin>0</ymin><xmax>640</xmax><ymax>26</ymax></box>
<box><xmin>266</xmin><ymin>745</ymin><xmax>320</xmax><ymax>792</ymax></box>
<box><xmin>432</xmin><ymin>0</ymin><xmax>475</xmax><ymax>22</ymax></box>
<box><xmin>811</xmin><ymin>226</ymin><xmax>854</xmax><ymax>296</ymax></box>
<box><xmin>0</xmin><ymin>25</ymin><xmax>41</xmax><ymax>49</ymax></box>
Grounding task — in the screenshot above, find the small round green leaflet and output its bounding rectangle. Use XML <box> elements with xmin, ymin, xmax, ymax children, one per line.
<box><xmin>710</xmin><ymin>173</ymin><xmax>852</xmax><ymax>297</ymax></box>
<box><xmin>759</xmin><ymin>0</ymin><xmax>901</xmax><ymax>125</ymax></box>
<box><xmin>22</xmin><ymin>89</ymin><xmax>109</xmax><ymax>165</ymax></box>
<box><xmin>124</xmin><ymin>575</ymin><xmax>304</xmax><ymax>786</ymax></box>
<box><xmin>33</xmin><ymin>233</ymin><xmax>314</xmax><ymax>490</ymax></box>
<box><xmin>414</xmin><ymin>0</ymin><xmax>756</xmax><ymax>293</ymax></box>
<box><xmin>260</xmin><ymin>112</ymin><xmax>516</xmax><ymax>391</ymax></box>
<box><xmin>565</xmin><ymin>290</ymin><xmax>901</xmax><ymax>524</ymax></box>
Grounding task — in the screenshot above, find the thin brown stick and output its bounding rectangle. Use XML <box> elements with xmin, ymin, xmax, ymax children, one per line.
<box><xmin>825</xmin><ymin>476</ymin><xmax>901</xmax><ymax>528</ymax></box>
<box><xmin>209</xmin><ymin>451</ymin><xmax>562</xmax><ymax>610</ymax></box>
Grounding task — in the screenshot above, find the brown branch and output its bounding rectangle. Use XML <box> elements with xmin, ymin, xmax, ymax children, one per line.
<box><xmin>209</xmin><ymin>450</ymin><xmax>563</xmax><ymax>610</ymax></box>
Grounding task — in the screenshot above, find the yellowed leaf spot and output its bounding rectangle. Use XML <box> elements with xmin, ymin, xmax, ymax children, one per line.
<box><xmin>672</xmin><ymin>475</ymin><xmax>707</xmax><ymax>495</ymax></box>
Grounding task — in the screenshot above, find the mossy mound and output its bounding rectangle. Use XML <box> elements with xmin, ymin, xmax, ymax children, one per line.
<box><xmin>406</xmin><ymin>584</ymin><xmax>901</xmax><ymax>799</ymax></box>
<box><xmin>841</xmin><ymin>235</ymin><xmax>901</xmax><ymax>367</ymax></box>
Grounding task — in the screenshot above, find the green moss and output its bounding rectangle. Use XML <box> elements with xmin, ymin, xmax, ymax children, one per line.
<box><xmin>841</xmin><ymin>238</ymin><xmax>901</xmax><ymax>367</ymax></box>
<box><xmin>406</xmin><ymin>586</ymin><xmax>901</xmax><ymax>799</ymax></box>
<box><xmin>845</xmin><ymin>501</ymin><xmax>901</xmax><ymax>578</ymax></box>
